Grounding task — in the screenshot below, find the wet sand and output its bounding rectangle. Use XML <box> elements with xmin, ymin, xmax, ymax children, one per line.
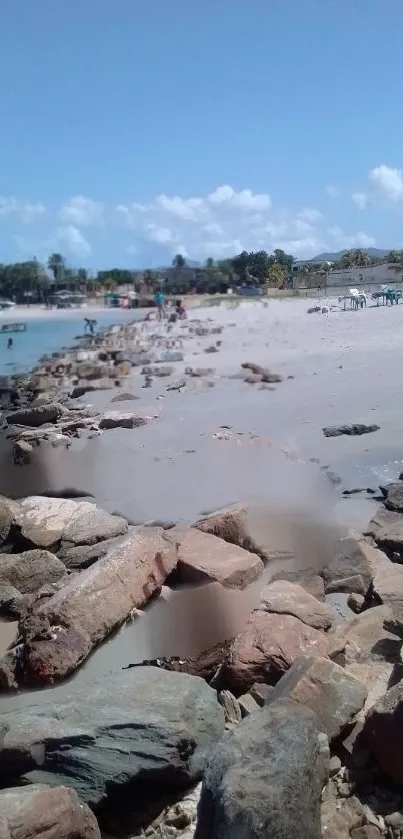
<box><xmin>1</xmin><ymin>297</ymin><xmax>402</xmax><ymax>709</ymax></box>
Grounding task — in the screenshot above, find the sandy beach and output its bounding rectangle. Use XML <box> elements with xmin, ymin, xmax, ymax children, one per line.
<box><xmin>1</xmin><ymin>296</ymin><xmax>402</xmax><ymax>709</ymax></box>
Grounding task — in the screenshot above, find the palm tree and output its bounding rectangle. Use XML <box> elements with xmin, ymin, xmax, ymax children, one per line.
<box><xmin>47</xmin><ymin>253</ymin><xmax>65</xmax><ymax>283</ymax></box>
<box><xmin>268</xmin><ymin>265</ymin><xmax>286</xmax><ymax>289</ymax></box>
<box><xmin>172</xmin><ymin>253</ymin><xmax>186</xmax><ymax>269</ymax></box>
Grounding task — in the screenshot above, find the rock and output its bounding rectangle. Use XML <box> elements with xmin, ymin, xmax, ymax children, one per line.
<box><xmin>371</xmin><ymin>559</ymin><xmax>403</xmax><ymax>637</ymax></box>
<box><xmin>322</xmin><ymin>424</ymin><xmax>380</xmax><ymax>437</ymax></box>
<box><xmin>244</xmin><ymin>373</ymin><xmax>263</xmax><ymax>383</ymax></box>
<box><xmin>269</xmin><ymin>655</ymin><xmax>367</xmax><ymax>740</ymax></box>
<box><xmin>111</xmin><ymin>391</ymin><xmax>139</xmax><ymax>402</ymax></box>
<box><xmin>348</xmin><ymin>592</ymin><xmax>365</xmax><ymax>613</ymax></box>
<box><xmin>350</xmin><ymin>828</ymin><xmax>381</xmax><ymax>839</ymax></box>
<box><xmin>0</xmin><ymin>667</ymin><xmax>225</xmax><ymax>807</ymax></box>
<box><xmin>98</xmin><ymin>412</ymin><xmax>148</xmax><ymax>429</ymax></box>
<box><xmin>0</xmin><ymin>496</ymin><xmax>18</xmax><ymax>547</ymax></box>
<box><xmin>238</xmin><ymin>693</ymin><xmax>260</xmax><ymax>717</ymax></box>
<box><xmin>6</xmin><ymin>403</ymin><xmax>63</xmax><ymax>427</ymax></box>
<box><xmin>259</xmin><ymin>580</ymin><xmax>332</xmax><ymax>630</ymax></box>
<box><xmin>57</xmin><ymin>532</ymin><xmax>135</xmax><ymax>570</ymax></box>
<box><xmin>0</xmin><ymin>549</ymin><xmax>66</xmax><ymax>593</ymax></box>
<box><xmin>221</xmin><ymin>611</ymin><xmax>328</xmax><ymax>694</ymax></box>
<box><xmin>194</xmin><ymin>699</ymin><xmax>329</xmax><ymax>839</ymax></box>
<box><xmin>172</xmin><ymin>526</ymin><xmax>263</xmax><ymax>589</ymax></box>
<box><xmin>14</xmin><ymin>496</ymin><xmax>128</xmax><ymax>548</ymax></box>
<box><xmin>325</xmin><ymin>575</ymin><xmax>366</xmax><ymax>595</ymax></box>
<box><xmin>195</xmin><ymin>503</ymin><xmax>271</xmax><ymax>563</ymax></box>
<box><xmin>329</xmin><ymin>605</ymin><xmax>400</xmax><ymax>665</ymax></box>
<box><xmin>249</xmin><ymin>682</ymin><xmax>274</xmax><ymax>706</ymax></box>
<box><xmin>321</xmin><ymin>784</ymin><xmax>364</xmax><ymax>839</ymax></box>
<box><xmin>218</xmin><ymin>690</ymin><xmax>242</xmax><ymax>724</ymax></box>
<box><xmin>381</xmin><ymin>481</ymin><xmax>403</xmax><ymax>511</ymax></box>
<box><xmin>12</xmin><ymin>527</ymin><xmax>178</xmax><ymax>686</ymax></box>
<box><xmin>269</xmin><ymin>568</ymin><xmax>325</xmax><ymax>600</ymax></box>
<box><xmin>13</xmin><ymin>438</ymin><xmax>34</xmax><ymax>465</ymax></box>
<box><xmin>0</xmin><ymin>583</ymin><xmax>23</xmax><ymax>617</ymax></box>
<box><xmin>323</xmin><ymin>536</ymin><xmax>374</xmax><ymax>593</ymax></box>
<box><xmin>0</xmin><ymin>784</ymin><xmax>101</xmax><ymax>839</ymax></box>
<box><xmin>366</xmin><ymin>507</ymin><xmax>403</xmax><ymax>557</ymax></box>
<box><xmin>142</xmin><ymin>365</ymin><xmax>174</xmax><ymax>377</ymax></box>
<box><xmin>362</xmin><ymin>681</ymin><xmax>403</xmax><ymax>787</ymax></box>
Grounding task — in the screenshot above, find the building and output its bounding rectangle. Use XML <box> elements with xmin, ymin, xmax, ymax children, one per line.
<box><xmin>327</xmin><ymin>262</ymin><xmax>401</xmax><ymax>288</ymax></box>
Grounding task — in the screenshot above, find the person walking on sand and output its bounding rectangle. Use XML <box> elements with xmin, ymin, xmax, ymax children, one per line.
<box><xmin>155</xmin><ymin>290</ymin><xmax>165</xmax><ymax>321</ymax></box>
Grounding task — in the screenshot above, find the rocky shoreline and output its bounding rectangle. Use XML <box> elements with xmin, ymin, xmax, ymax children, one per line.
<box><xmin>2</xmin><ymin>312</ymin><xmax>403</xmax><ymax>837</ymax></box>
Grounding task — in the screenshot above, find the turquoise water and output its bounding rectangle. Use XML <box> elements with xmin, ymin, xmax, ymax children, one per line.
<box><xmin>0</xmin><ymin>310</ymin><xmax>138</xmax><ymax>375</ymax></box>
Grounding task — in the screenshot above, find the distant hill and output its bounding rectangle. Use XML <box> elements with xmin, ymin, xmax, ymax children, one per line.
<box><xmin>311</xmin><ymin>248</ymin><xmax>389</xmax><ymax>262</ymax></box>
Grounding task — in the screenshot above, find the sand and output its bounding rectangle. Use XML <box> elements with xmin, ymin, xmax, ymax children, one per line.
<box><xmin>1</xmin><ymin>296</ymin><xmax>402</xmax><ymax>709</ymax></box>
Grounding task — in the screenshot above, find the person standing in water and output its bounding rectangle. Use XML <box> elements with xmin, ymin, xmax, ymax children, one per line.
<box><xmin>155</xmin><ymin>290</ymin><xmax>165</xmax><ymax>321</ymax></box>
<box><xmin>7</xmin><ymin>337</ymin><xmax>13</xmax><ymax>349</ymax></box>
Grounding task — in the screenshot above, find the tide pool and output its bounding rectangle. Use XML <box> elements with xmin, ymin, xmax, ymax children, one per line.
<box><xmin>0</xmin><ymin>309</ymin><xmax>139</xmax><ymax>375</ymax></box>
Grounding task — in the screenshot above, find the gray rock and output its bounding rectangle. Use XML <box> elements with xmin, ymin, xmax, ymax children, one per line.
<box><xmin>322</xmin><ymin>424</ymin><xmax>380</xmax><ymax>437</ymax></box>
<box><xmin>194</xmin><ymin>699</ymin><xmax>329</xmax><ymax>839</ymax></box>
<box><xmin>363</xmin><ymin>681</ymin><xmax>403</xmax><ymax>787</ymax></box>
<box><xmin>0</xmin><ymin>784</ymin><xmax>101</xmax><ymax>839</ymax></box>
<box><xmin>323</xmin><ymin>537</ymin><xmax>374</xmax><ymax>593</ymax></box>
<box><xmin>0</xmin><ymin>583</ymin><xmax>23</xmax><ymax>618</ymax></box>
<box><xmin>372</xmin><ymin>561</ymin><xmax>403</xmax><ymax>638</ymax></box>
<box><xmin>269</xmin><ymin>655</ymin><xmax>367</xmax><ymax>740</ymax></box>
<box><xmin>269</xmin><ymin>568</ymin><xmax>325</xmax><ymax>601</ymax></box>
<box><xmin>111</xmin><ymin>391</ymin><xmax>139</xmax><ymax>402</ymax></box>
<box><xmin>249</xmin><ymin>682</ymin><xmax>274</xmax><ymax>706</ymax></box>
<box><xmin>238</xmin><ymin>693</ymin><xmax>260</xmax><ymax>717</ymax></box>
<box><xmin>0</xmin><ymin>667</ymin><xmax>225</xmax><ymax>807</ymax></box>
<box><xmin>0</xmin><ymin>549</ymin><xmax>66</xmax><ymax>594</ymax></box>
<box><xmin>6</xmin><ymin>403</ymin><xmax>63</xmax><ymax>427</ymax></box>
<box><xmin>99</xmin><ymin>412</ymin><xmax>148</xmax><ymax>429</ymax></box>
<box><xmin>366</xmin><ymin>506</ymin><xmax>403</xmax><ymax>556</ymax></box>
<box><xmin>325</xmin><ymin>575</ymin><xmax>366</xmax><ymax>595</ymax></box>
<box><xmin>382</xmin><ymin>481</ymin><xmax>403</xmax><ymax>512</ymax></box>
<box><xmin>57</xmin><ymin>531</ymin><xmax>136</xmax><ymax>569</ymax></box>
<box><xmin>14</xmin><ymin>496</ymin><xmax>128</xmax><ymax>548</ymax></box>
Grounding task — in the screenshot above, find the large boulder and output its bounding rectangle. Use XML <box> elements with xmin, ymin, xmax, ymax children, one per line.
<box><xmin>221</xmin><ymin>610</ymin><xmax>328</xmax><ymax>694</ymax></box>
<box><xmin>0</xmin><ymin>784</ymin><xmax>100</xmax><ymax>839</ymax></box>
<box><xmin>194</xmin><ymin>699</ymin><xmax>329</xmax><ymax>839</ymax></box>
<box><xmin>0</xmin><ymin>668</ymin><xmax>225</xmax><ymax>808</ymax></box>
<box><xmin>3</xmin><ymin>527</ymin><xmax>178</xmax><ymax>687</ymax></box>
<box><xmin>98</xmin><ymin>412</ymin><xmax>147</xmax><ymax>430</ymax></box>
<box><xmin>259</xmin><ymin>580</ymin><xmax>332</xmax><ymax>630</ymax></box>
<box><xmin>57</xmin><ymin>532</ymin><xmax>134</xmax><ymax>570</ymax></box>
<box><xmin>195</xmin><ymin>504</ymin><xmax>270</xmax><ymax>563</ymax></box>
<box><xmin>0</xmin><ymin>549</ymin><xmax>66</xmax><ymax>594</ymax></box>
<box><xmin>269</xmin><ymin>655</ymin><xmax>367</xmax><ymax>740</ymax></box>
<box><xmin>6</xmin><ymin>403</ymin><xmax>63</xmax><ymax>427</ymax></box>
<box><xmin>381</xmin><ymin>481</ymin><xmax>403</xmax><ymax>512</ymax></box>
<box><xmin>329</xmin><ymin>605</ymin><xmax>400</xmax><ymax>665</ymax></box>
<box><xmin>371</xmin><ymin>560</ymin><xmax>403</xmax><ymax>638</ymax></box>
<box><xmin>172</xmin><ymin>526</ymin><xmax>263</xmax><ymax>589</ymax></box>
<box><xmin>14</xmin><ymin>496</ymin><xmax>128</xmax><ymax>548</ymax></box>
<box><xmin>363</xmin><ymin>681</ymin><xmax>403</xmax><ymax>788</ymax></box>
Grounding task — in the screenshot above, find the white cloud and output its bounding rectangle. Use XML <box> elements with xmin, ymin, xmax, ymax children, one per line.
<box><xmin>352</xmin><ymin>192</ymin><xmax>368</xmax><ymax>210</ymax></box>
<box><xmin>298</xmin><ymin>207</ymin><xmax>323</xmax><ymax>223</ymax></box>
<box><xmin>56</xmin><ymin>224</ymin><xmax>91</xmax><ymax>257</ymax></box>
<box><xmin>326</xmin><ymin>185</ymin><xmax>339</xmax><ymax>197</ymax></box>
<box><xmin>369</xmin><ymin>164</ymin><xmax>403</xmax><ymax>202</ymax></box>
<box><xmin>0</xmin><ymin>196</ymin><xmax>45</xmax><ymax>223</ymax></box>
<box><xmin>146</xmin><ymin>223</ymin><xmax>173</xmax><ymax>244</ymax></box>
<box><xmin>59</xmin><ymin>195</ymin><xmax>104</xmax><ymax>226</ymax></box>
<box><xmin>327</xmin><ymin>226</ymin><xmax>375</xmax><ymax>248</ymax></box>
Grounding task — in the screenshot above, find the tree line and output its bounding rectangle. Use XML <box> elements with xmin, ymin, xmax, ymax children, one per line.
<box><xmin>0</xmin><ymin>247</ymin><xmax>402</xmax><ymax>302</ymax></box>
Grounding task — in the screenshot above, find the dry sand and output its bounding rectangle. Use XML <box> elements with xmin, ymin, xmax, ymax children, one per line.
<box><xmin>2</xmin><ymin>296</ymin><xmax>403</xmax><ymax>708</ymax></box>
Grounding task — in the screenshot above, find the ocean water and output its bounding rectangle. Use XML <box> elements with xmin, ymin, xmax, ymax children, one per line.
<box><xmin>0</xmin><ymin>309</ymin><xmax>139</xmax><ymax>375</ymax></box>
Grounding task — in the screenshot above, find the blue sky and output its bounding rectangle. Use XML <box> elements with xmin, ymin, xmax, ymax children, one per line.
<box><xmin>2</xmin><ymin>0</ymin><xmax>403</xmax><ymax>268</ymax></box>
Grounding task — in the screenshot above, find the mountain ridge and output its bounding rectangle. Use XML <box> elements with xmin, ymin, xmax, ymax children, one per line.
<box><xmin>311</xmin><ymin>247</ymin><xmax>389</xmax><ymax>262</ymax></box>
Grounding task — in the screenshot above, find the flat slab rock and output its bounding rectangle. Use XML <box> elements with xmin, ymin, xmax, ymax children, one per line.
<box><xmin>322</xmin><ymin>423</ymin><xmax>380</xmax><ymax>438</ymax></box>
<box><xmin>0</xmin><ymin>667</ymin><xmax>225</xmax><ymax>808</ymax></box>
<box><xmin>9</xmin><ymin>527</ymin><xmax>178</xmax><ymax>686</ymax></box>
<box><xmin>14</xmin><ymin>496</ymin><xmax>128</xmax><ymax>548</ymax></box>
<box><xmin>172</xmin><ymin>525</ymin><xmax>264</xmax><ymax>589</ymax></box>
<box><xmin>366</xmin><ymin>506</ymin><xmax>403</xmax><ymax>553</ymax></box>
<box><xmin>0</xmin><ymin>784</ymin><xmax>101</xmax><ymax>839</ymax></box>
<box><xmin>259</xmin><ymin>580</ymin><xmax>332</xmax><ymax>630</ymax></box>
<box><xmin>195</xmin><ymin>503</ymin><xmax>271</xmax><ymax>563</ymax></box>
<box><xmin>221</xmin><ymin>610</ymin><xmax>329</xmax><ymax>694</ymax></box>
<box><xmin>99</xmin><ymin>412</ymin><xmax>148</xmax><ymax>429</ymax></box>
<box><xmin>6</xmin><ymin>403</ymin><xmax>64</xmax><ymax>428</ymax></box>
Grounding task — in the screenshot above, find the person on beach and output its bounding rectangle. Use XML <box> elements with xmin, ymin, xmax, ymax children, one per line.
<box><xmin>7</xmin><ymin>337</ymin><xmax>13</xmax><ymax>349</ymax></box>
<box><xmin>155</xmin><ymin>290</ymin><xmax>165</xmax><ymax>321</ymax></box>
<box><xmin>84</xmin><ymin>318</ymin><xmax>97</xmax><ymax>334</ymax></box>
<box><xmin>175</xmin><ymin>299</ymin><xmax>186</xmax><ymax>320</ymax></box>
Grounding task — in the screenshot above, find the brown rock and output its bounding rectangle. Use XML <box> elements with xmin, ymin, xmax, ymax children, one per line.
<box><xmin>323</xmin><ymin>536</ymin><xmax>374</xmax><ymax>593</ymax></box>
<box><xmin>195</xmin><ymin>503</ymin><xmax>270</xmax><ymax>562</ymax></box>
<box><xmin>269</xmin><ymin>655</ymin><xmax>367</xmax><ymax>740</ymax></box>
<box><xmin>98</xmin><ymin>412</ymin><xmax>148</xmax><ymax>429</ymax></box>
<box><xmin>172</xmin><ymin>526</ymin><xmax>263</xmax><ymax>589</ymax></box>
<box><xmin>14</xmin><ymin>496</ymin><xmax>128</xmax><ymax>548</ymax></box>
<box><xmin>222</xmin><ymin>611</ymin><xmax>328</xmax><ymax>694</ymax></box>
<box><xmin>269</xmin><ymin>568</ymin><xmax>325</xmax><ymax>601</ymax></box>
<box><xmin>6</xmin><ymin>403</ymin><xmax>63</xmax><ymax>427</ymax></box>
<box><xmin>0</xmin><ymin>784</ymin><xmax>101</xmax><ymax>839</ymax></box>
<box><xmin>14</xmin><ymin>528</ymin><xmax>178</xmax><ymax>687</ymax></box>
<box><xmin>259</xmin><ymin>580</ymin><xmax>332</xmax><ymax>630</ymax></box>
<box><xmin>350</xmin><ymin>828</ymin><xmax>381</xmax><ymax>839</ymax></box>
<box><xmin>329</xmin><ymin>605</ymin><xmax>400</xmax><ymax>665</ymax></box>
